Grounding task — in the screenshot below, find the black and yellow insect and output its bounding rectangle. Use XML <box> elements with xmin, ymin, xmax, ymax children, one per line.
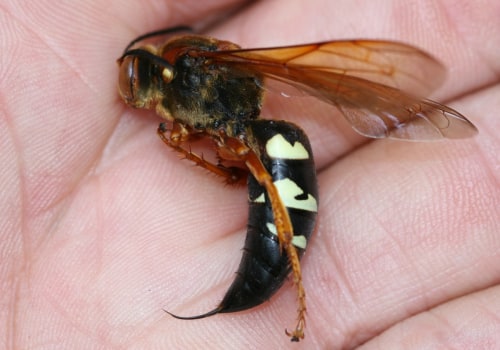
<box><xmin>117</xmin><ymin>26</ymin><xmax>477</xmax><ymax>341</ymax></box>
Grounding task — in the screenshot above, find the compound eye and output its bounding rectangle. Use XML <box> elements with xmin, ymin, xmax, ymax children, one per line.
<box><xmin>118</xmin><ymin>55</ymin><xmax>138</xmax><ymax>104</ymax></box>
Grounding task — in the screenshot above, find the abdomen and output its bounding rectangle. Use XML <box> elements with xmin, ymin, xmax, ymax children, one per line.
<box><xmin>217</xmin><ymin>119</ymin><xmax>319</xmax><ymax>312</ymax></box>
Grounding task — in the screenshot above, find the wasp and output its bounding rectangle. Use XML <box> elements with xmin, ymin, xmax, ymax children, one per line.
<box><xmin>117</xmin><ymin>26</ymin><xmax>477</xmax><ymax>342</ymax></box>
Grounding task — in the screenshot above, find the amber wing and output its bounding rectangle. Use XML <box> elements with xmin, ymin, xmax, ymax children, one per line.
<box><xmin>200</xmin><ymin>41</ymin><xmax>477</xmax><ymax>140</ymax></box>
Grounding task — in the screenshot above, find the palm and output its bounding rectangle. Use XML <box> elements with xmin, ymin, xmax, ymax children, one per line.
<box><xmin>2</xmin><ymin>1</ymin><xmax>499</xmax><ymax>349</ymax></box>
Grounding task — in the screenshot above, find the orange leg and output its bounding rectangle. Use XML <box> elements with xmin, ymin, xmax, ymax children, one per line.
<box><xmin>157</xmin><ymin>123</ymin><xmax>247</xmax><ymax>184</ymax></box>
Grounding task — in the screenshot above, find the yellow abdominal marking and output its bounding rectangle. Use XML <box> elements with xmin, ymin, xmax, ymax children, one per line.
<box><xmin>253</xmin><ymin>178</ymin><xmax>317</xmax><ymax>212</ymax></box>
<box><xmin>266</xmin><ymin>223</ymin><xmax>307</xmax><ymax>249</ymax></box>
<box><xmin>265</xmin><ymin>134</ymin><xmax>309</xmax><ymax>160</ymax></box>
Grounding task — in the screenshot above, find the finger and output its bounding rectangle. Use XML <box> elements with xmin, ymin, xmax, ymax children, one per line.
<box><xmin>302</xmin><ymin>84</ymin><xmax>500</xmax><ymax>347</ymax></box>
<box><xmin>358</xmin><ymin>285</ymin><xmax>500</xmax><ymax>349</ymax></box>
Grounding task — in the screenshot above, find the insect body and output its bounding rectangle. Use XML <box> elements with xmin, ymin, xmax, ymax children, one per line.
<box><xmin>117</xmin><ymin>26</ymin><xmax>477</xmax><ymax>341</ymax></box>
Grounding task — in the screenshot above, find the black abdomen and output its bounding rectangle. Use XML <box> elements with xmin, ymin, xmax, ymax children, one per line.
<box><xmin>217</xmin><ymin>119</ymin><xmax>319</xmax><ymax>313</ymax></box>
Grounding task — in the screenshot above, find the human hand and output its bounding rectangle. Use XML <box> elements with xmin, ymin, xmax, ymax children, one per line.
<box><xmin>1</xmin><ymin>1</ymin><xmax>498</xmax><ymax>349</ymax></box>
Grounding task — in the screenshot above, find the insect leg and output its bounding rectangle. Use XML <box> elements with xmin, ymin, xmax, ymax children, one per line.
<box><xmin>244</xmin><ymin>150</ymin><xmax>308</xmax><ymax>342</ymax></box>
<box><xmin>157</xmin><ymin>123</ymin><xmax>247</xmax><ymax>184</ymax></box>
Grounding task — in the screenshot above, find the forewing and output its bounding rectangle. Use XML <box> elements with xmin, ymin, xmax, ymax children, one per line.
<box><xmin>225</xmin><ymin>41</ymin><xmax>446</xmax><ymax>97</ymax></box>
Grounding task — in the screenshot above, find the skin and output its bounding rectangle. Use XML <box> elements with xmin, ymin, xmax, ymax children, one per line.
<box><xmin>1</xmin><ymin>0</ymin><xmax>499</xmax><ymax>348</ymax></box>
